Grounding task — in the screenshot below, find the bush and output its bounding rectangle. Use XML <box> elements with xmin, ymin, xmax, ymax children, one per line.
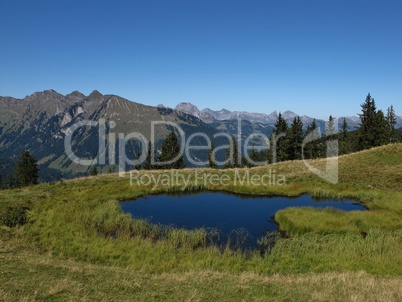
<box><xmin>1</xmin><ymin>206</ymin><xmax>28</xmax><ymax>227</ymax></box>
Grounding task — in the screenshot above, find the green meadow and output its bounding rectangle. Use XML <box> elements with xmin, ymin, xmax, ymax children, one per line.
<box><xmin>1</xmin><ymin>144</ymin><xmax>401</xmax><ymax>301</ymax></box>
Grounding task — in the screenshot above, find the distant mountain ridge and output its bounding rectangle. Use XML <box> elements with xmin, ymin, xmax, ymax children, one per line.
<box><xmin>174</xmin><ymin>102</ymin><xmax>402</xmax><ymax>130</ymax></box>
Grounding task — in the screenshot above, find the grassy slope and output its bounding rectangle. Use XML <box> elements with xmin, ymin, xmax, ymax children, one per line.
<box><xmin>0</xmin><ymin>144</ymin><xmax>401</xmax><ymax>300</ymax></box>
<box><xmin>1</xmin><ymin>230</ymin><xmax>401</xmax><ymax>301</ymax></box>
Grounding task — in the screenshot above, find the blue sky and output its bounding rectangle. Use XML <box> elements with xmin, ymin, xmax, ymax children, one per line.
<box><xmin>0</xmin><ymin>0</ymin><xmax>401</xmax><ymax>119</ymax></box>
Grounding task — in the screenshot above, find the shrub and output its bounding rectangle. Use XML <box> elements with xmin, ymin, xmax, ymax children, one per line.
<box><xmin>1</xmin><ymin>206</ymin><xmax>28</xmax><ymax>227</ymax></box>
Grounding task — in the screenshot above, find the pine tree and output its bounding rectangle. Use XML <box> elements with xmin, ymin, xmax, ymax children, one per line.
<box><xmin>143</xmin><ymin>141</ymin><xmax>153</xmax><ymax>170</ymax></box>
<box><xmin>14</xmin><ymin>151</ymin><xmax>39</xmax><ymax>187</ymax></box>
<box><xmin>358</xmin><ymin>94</ymin><xmax>394</xmax><ymax>149</ymax></box>
<box><xmin>303</xmin><ymin>119</ymin><xmax>320</xmax><ymax>159</ymax></box>
<box><xmin>89</xmin><ymin>165</ymin><xmax>98</xmax><ymax>176</ymax></box>
<box><xmin>358</xmin><ymin>93</ymin><xmax>377</xmax><ymax>150</ymax></box>
<box><xmin>372</xmin><ymin>110</ymin><xmax>389</xmax><ymax>146</ymax></box>
<box><xmin>286</xmin><ymin>116</ymin><xmax>303</xmax><ymax>160</ymax></box>
<box><xmin>6</xmin><ymin>173</ymin><xmax>14</xmax><ymax>189</ymax></box>
<box><xmin>248</xmin><ymin>146</ymin><xmax>259</xmax><ymax>167</ymax></box>
<box><xmin>223</xmin><ymin>136</ymin><xmax>240</xmax><ymax>168</ymax></box>
<box><xmin>340</xmin><ymin>118</ymin><xmax>350</xmax><ymax>155</ymax></box>
<box><xmin>208</xmin><ymin>139</ymin><xmax>218</xmax><ymax>169</ymax></box>
<box><xmin>232</xmin><ymin>136</ymin><xmax>240</xmax><ymax>168</ymax></box>
<box><xmin>159</xmin><ymin>131</ymin><xmax>184</xmax><ymax>169</ymax></box>
<box><xmin>272</xmin><ymin>113</ymin><xmax>289</xmax><ymax>162</ymax></box>
<box><xmin>325</xmin><ymin>115</ymin><xmax>339</xmax><ymax>156</ymax></box>
<box><xmin>386</xmin><ymin>105</ymin><xmax>397</xmax><ymax>143</ymax></box>
<box><xmin>133</xmin><ymin>150</ymin><xmax>142</xmax><ymax>170</ymax></box>
<box><xmin>326</xmin><ymin>115</ymin><xmax>336</xmax><ymax>137</ymax></box>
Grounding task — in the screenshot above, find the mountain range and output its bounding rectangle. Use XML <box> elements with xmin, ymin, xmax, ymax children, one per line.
<box><xmin>0</xmin><ymin>90</ymin><xmax>218</xmax><ymax>180</ymax></box>
<box><xmin>174</xmin><ymin>102</ymin><xmax>401</xmax><ymax>131</ymax></box>
<box><xmin>1</xmin><ymin>90</ymin><xmax>401</xmax><ymax>181</ymax></box>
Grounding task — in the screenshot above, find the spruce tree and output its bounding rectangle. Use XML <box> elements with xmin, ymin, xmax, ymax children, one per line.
<box><xmin>272</xmin><ymin>113</ymin><xmax>289</xmax><ymax>162</ymax></box>
<box><xmin>248</xmin><ymin>147</ymin><xmax>258</xmax><ymax>167</ymax></box>
<box><xmin>208</xmin><ymin>139</ymin><xmax>218</xmax><ymax>169</ymax></box>
<box><xmin>223</xmin><ymin>136</ymin><xmax>240</xmax><ymax>168</ymax></box>
<box><xmin>143</xmin><ymin>141</ymin><xmax>153</xmax><ymax>170</ymax></box>
<box><xmin>325</xmin><ymin>115</ymin><xmax>338</xmax><ymax>157</ymax></box>
<box><xmin>340</xmin><ymin>118</ymin><xmax>350</xmax><ymax>155</ymax></box>
<box><xmin>372</xmin><ymin>110</ymin><xmax>389</xmax><ymax>146</ymax></box>
<box><xmin>89</xmin><ymin>165</ymin><xmax>98</xmax><ymax>176</ymax></box>
<box><xmin>386</xmin><ymin>105</ymin><xmax>397</xmax><ymax>143</ymax></box>
<box><xmin>6</xmin><ymin>173</ymin><xmax>14</xmax><ymax>189</ymax></box>
<box><xmin>326</xmin><ymin>115</ymin><xmax>336</xmax><ymax>137</ymax></box>
<box><xmin>286</xmin><ymin>116</ymin><xmax>303</xmax><ymax>160</ymax></box>
<box><xmin>311</xmin><ymin>119</ymin><xmax>322</xmax><ymax>158</ymax></box>
<box><xmin>14</xmin><ymin>151</ymin><xmax>39</xmax><ymax>187</ymax></box>
<box><xmin>358</xmin><ymin>93</ymin><xmax>394</xmax><ymax>149</ymax></box>
<box><xmin>303</xmin><ymin>119</ymin><xmax>320</xmax><ymax>159</ymax></box>
<box><xmin>248</xmin><ymin>146</ymin><xmax>265</xmax><ymax>167</ymax></box>
<box><xmin>358</xmin><ymin>93</ymin><xmax>377</xmax><ymax>150</ymax></box>
<box><xmin>232</xmin><ymin>136</ymin><xmax>240</xmax><ymax>168</ymax></box>
<box><xmin>159</xmin><ymin>131</ymin><xmax>184</xmax><ymax>169</ymax></box>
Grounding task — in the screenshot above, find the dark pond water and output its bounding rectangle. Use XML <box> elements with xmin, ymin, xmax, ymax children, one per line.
<box><xmin>121</xmin><ymin>192</ymin><xmax>365</xmax><ymax>249</ymax></box>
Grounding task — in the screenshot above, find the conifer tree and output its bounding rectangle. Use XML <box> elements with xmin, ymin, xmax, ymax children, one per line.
<box><xmin>326</xmin><ymin>115</ymin><xmax>336</xmax><ymax>137</ymax></box>
<box><xmin>143</xmin><ymin>141</ymin><xmax>153</xmax><ymax>170</ymax></box>
<box><xmin>303</xmin><ymin>119</ymin><xmax>320</xmax><ymax>159</ymax></box>
<box><xmin>159</xmin><ymin>131</ymin><xmax>184</xmax><ymax>169</ymax></box>
<box><xmin>358</xmin><ymin>94</ymin><xmax>393</xmax><ymax>149</ymax></box>
<box><xmin>358</xmin><ymin>93</ymin><xmax>377</xmax><ymax>150</ymax></box>
<box><xmin>208</xmin><ymin>139</ymin><xmax>218</xmax><ymax>169</ymax></box>
<box><xmin>340</xmin><ymin>118</ymin><xmax>350</xmax><ymax>155</ymax></box>
<box><xmin>14</xmin><ymin>151</ymin><xmax>39</xmax><ymax>187</ymax></box>
<box><xmin>232</xmin><ymin>136</ymin><xmax>240</xmax><ymax>168</ymax></box>
<box><xmin>286</xmin><ymin>116</ymin><xmax>303</xmax><ymax>160</ymax></box>
<box><xmin>89</xmin><ymin>165</ymin><xmax>98</xmax><ymax>176</ymax></box>
<box><xmin>6</xmin><ymin>173</ymin><xmax>14</xmax><ymax>189</ymax></box>
<box><xmin>372</xmin><ymin>110</ymin><xmax>389</xmax><ymax>146</ymax></box>
<box><xmin>248</xmin><ymin>146</ymin><xmax>258</xmax><ymax>167</ymax></box>
<box><xmin>272</xmin><ymin>113</ymin><xmax>289</xmax><ymax>162</ymax></box>
<box><xmin>386</xmin><ymin>105</ymin><xmax>397</xmax><ymax>143</ymax></box>
<box><xmin>223</xmin><ymin>136</ymin><xmax>240</xmax><ymax>168</ymax></box>
<box><xmin>325</xmin><ymin>115</ymin><xmax>339</xmax><ymax>157</ymax></box>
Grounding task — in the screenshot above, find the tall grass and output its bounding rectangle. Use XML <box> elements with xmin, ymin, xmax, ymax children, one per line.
<box><xmin>1</xmin><ymin>144</ymin><xmax>401</xmax><ymax>275</ymax></box>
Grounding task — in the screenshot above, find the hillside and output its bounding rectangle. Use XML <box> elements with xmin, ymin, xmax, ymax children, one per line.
<box><xmin>0</xmin><ymin>144</ymin><xmax>401</xmax><ymax>300</ymax></box>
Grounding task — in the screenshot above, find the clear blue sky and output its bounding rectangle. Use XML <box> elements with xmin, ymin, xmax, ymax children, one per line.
<box><xmin>0</xmin><ymin>0</ymin><xmax>401</xmax><ymax>119</ymax></box>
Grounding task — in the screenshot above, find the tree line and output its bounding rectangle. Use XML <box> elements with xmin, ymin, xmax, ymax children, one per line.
<box><xmin>248</xmin><ymin>93</ymin><xmax>398</xmax><ymax>164</ymax></box>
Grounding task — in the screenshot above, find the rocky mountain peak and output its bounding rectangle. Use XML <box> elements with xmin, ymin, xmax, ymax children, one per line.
<box><xmin>88</xmin><ymin>90</ymin><xmax>103</xmax><ymax>100</ymax></box>
<box><xmin>175</xmin><ymin>102</ymin><xmax>201</xmax><ymax>118</ymax></box>
<box><xmin>66</xmin><ymin>91</ymin><xmax>86</xmax><ymax>103</ymax></box>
